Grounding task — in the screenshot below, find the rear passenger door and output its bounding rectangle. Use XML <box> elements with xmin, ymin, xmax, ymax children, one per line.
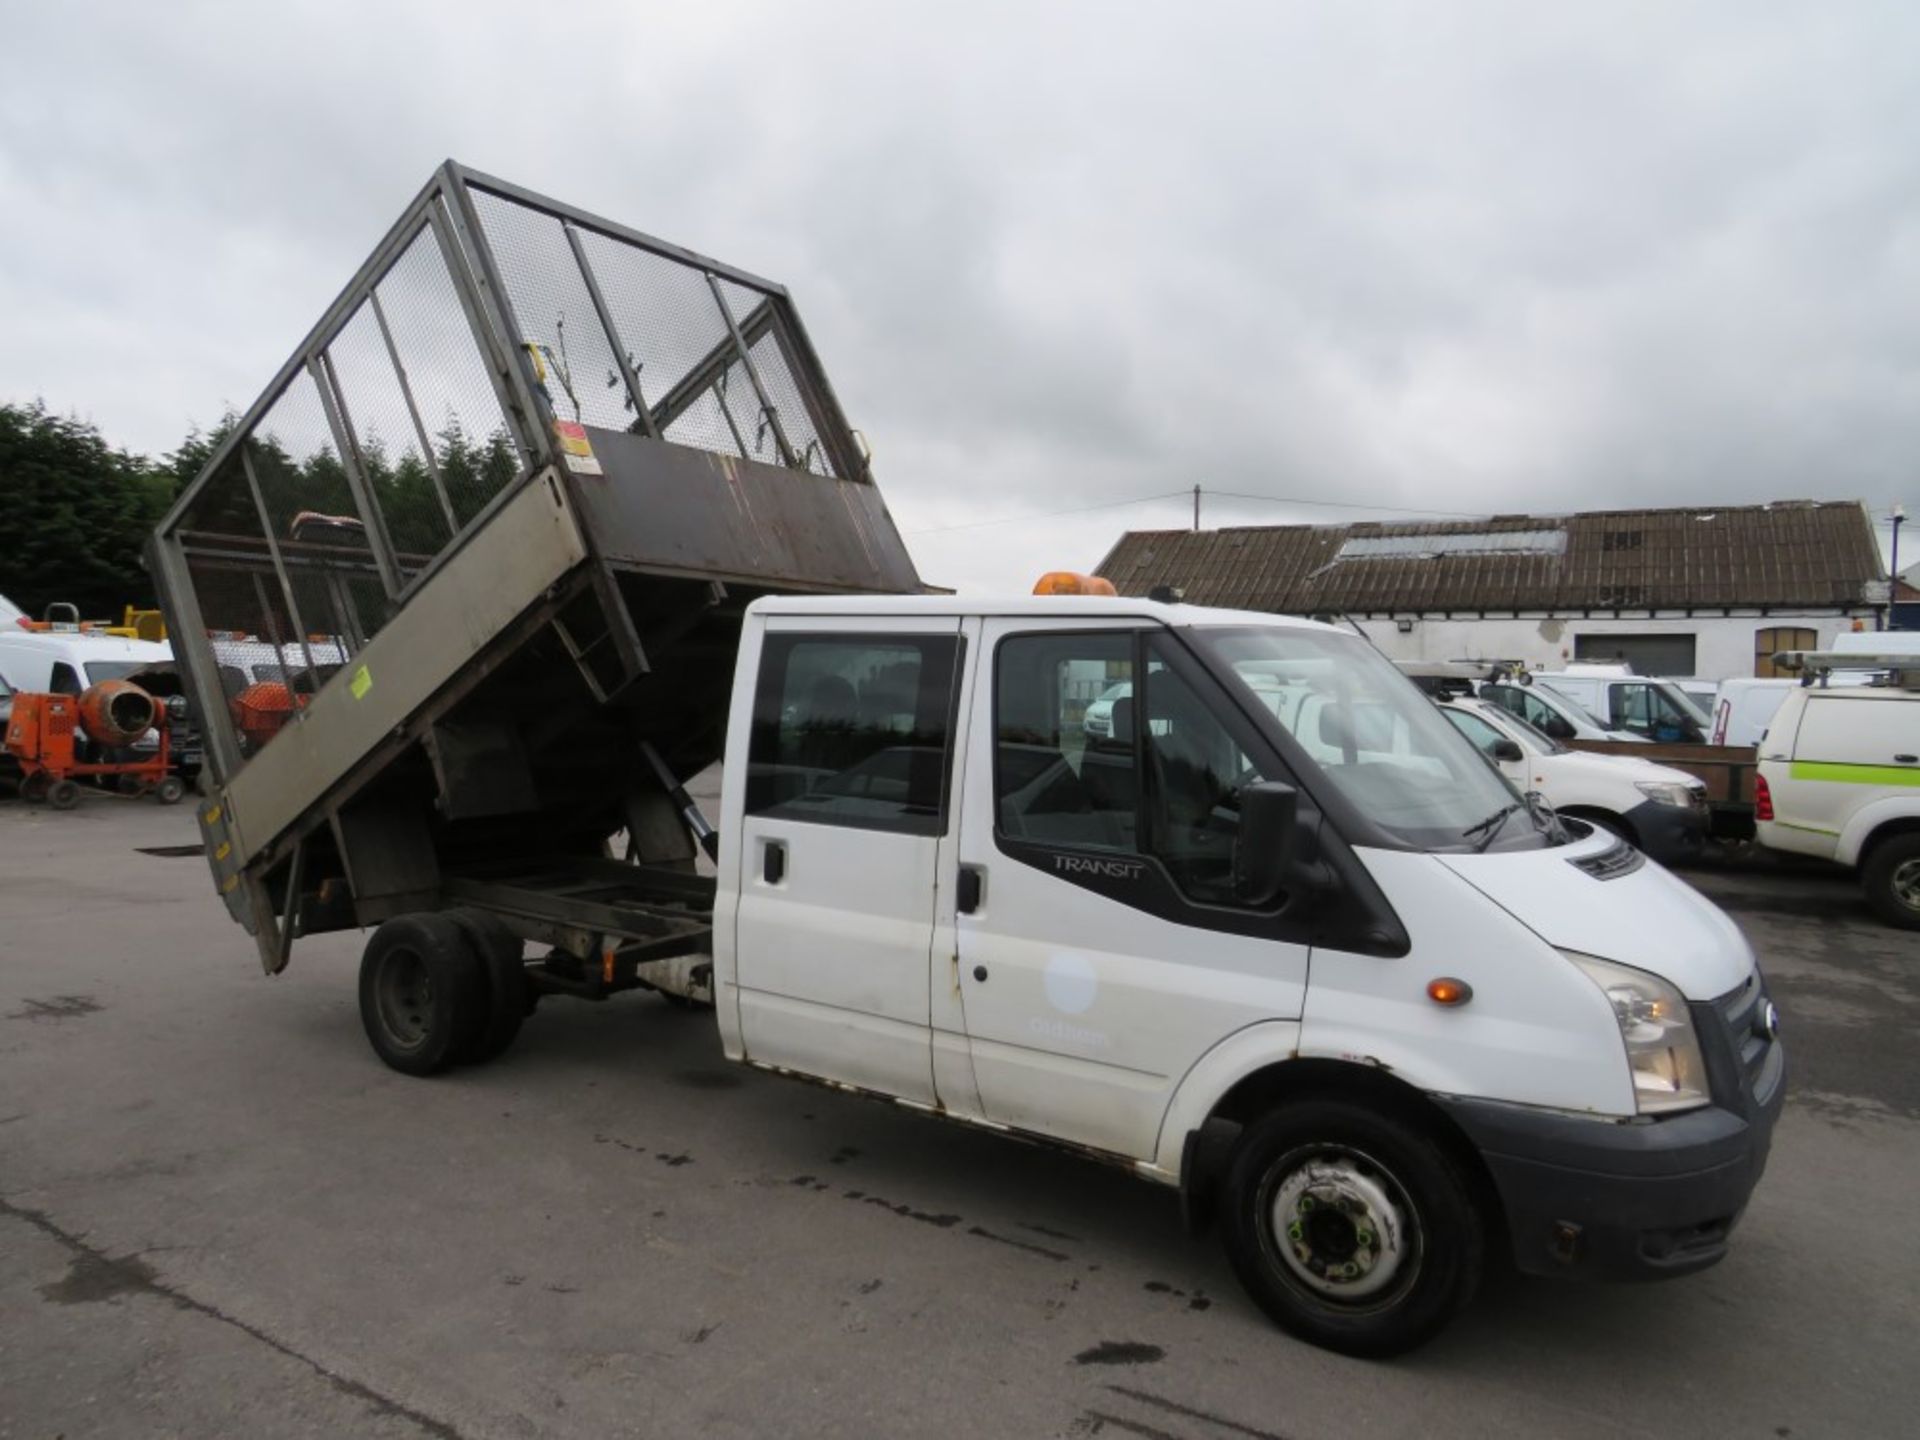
<box><xmin>731</xmin><ymin>618</ymin><xmax>965</xmax><ymax>1106</ymax></box>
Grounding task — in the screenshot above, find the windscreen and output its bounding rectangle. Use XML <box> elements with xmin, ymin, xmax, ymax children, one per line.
<box><xmin>83</xmin><ymin>661</ymin><xmax>150</xmax><ymax>684</ymax></box>
<box><xmin>1199</xmin><ymin>626</ymin><xmax>1539</xmax><ymax>852</ymax></box>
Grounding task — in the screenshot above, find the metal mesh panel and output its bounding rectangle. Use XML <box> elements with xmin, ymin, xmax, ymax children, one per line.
<box><xmin>326</xmin><ymin>296</ymin><xmax>455</xmax><ymax>578</ymax></box>
<box><xmin>373</xmin><ymin>224</ymin><xmax>523</xmax><ymax>527</ymax></box>
<box><xmin>573</xmin><ymin>229</ymin><xmax>750</xmax><ymax>456</ymax></box>
<box><xmin>713</xmin><ymin>278</ymin><xmax>827</xmax><ymax>472</ymax></box>
<box><xmin>746</xmin><ymin>328</ymin><xmax>834</xmax><ymax>476</ymax></box>
<box><xmin>173</xmin><ymin>459</ymin><xmax>307</xmax><ymax>758</ymax></box>
<box><xmin>469</xmin><ymin>189</ymin><xmax>631</xmax><ymax>432</ymax></box>
<box><xmin>249</xmin><ymin>370</ymin><xmax>394</xmax><ymax>641</ymax></box>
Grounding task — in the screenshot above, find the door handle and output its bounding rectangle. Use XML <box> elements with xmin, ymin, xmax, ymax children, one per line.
<box><xmin>956</xmin><ymin>864</ymin><xmax>983</xmax><ymax>914</ymax></box>
<box><xmin>763</xmin><ymin>840</ymin><xmax>786</xmax><ymax>884</ymax></box>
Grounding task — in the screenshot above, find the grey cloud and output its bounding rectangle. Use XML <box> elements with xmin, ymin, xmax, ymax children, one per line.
<box><xmin>1</xmin><ymin>0</ymin><xmax>1913</xmax><ymax>595</ymax></box>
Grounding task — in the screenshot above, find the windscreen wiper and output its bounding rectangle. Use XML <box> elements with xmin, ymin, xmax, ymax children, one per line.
<box><xmin>1461</xmin><ymin>801</ymin><xmax>1522</xmax><ymax>852</ymax></box>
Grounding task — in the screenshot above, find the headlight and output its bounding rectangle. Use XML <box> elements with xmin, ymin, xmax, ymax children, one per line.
<box><xmin>166</xmin><ymin>694</ymin><xmax>190</xmax><ymax>719</ymax></box>
<box><xmin>1565</xmin><ymin>953</ymin><xmax>1710</xmax><ymax>1114</ymax></box>
<box><xmin>1634</xmin><ymin>780</ymin><xmax>1696</xmax><ymax>808</ymax></box>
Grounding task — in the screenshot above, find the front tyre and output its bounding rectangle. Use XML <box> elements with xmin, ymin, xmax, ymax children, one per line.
<box><xmin>1219</xmin><ymin>1100</ymin><xmax>1484</xmax><ymax>1357</ymax></box>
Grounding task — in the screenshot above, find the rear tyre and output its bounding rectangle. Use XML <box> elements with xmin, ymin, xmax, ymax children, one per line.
<box><xmin>20</xmin><ymin>772</ymin><xmax>50</xmax><ymax>803</ymax></box>
<box><xmin>155</xmin><ymin>776</ymin><xmax>186</xmax><ymax>805</ymax></box>
<box><xmin>47</xmin><ymin>780</ymin><xmax>81</xmax><ymax>811</ymax></box>
<box><xmin>447</xmin><ymin>909</ymin><xmax>529</xmax><ymax>1063</ymax></box>
<box><xmin>358</xmin><ymin>913</ymin><xmax>488</xmax><ymax>1076</ymax></box>
<box><xmin>1863</xmin><ymin>834</ymin><xmax>1920</xmax><ymax>931</ymax></box>
<box><xmin>1219</xmin><ymin>1100</ymin><xmax>1484</xmax><ymax>1358</ymax></box>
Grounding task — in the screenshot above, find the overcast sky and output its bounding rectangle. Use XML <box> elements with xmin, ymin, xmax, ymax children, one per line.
<box><xmin>2</xmin><ymin>1</ymin><xmax>1915</xmax><ymax>591</ymax></box>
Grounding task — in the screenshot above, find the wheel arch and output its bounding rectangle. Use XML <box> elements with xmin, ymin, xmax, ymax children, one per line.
<box><xmin>1840</xmin><ymin>805</ymin><xmax>1920</xmax><ymax>868</ymax></box>
<box><xmin>1172</xmin><ymin>1055</ymin><xmax>1505</xmax><ymax>1247</ymax></box>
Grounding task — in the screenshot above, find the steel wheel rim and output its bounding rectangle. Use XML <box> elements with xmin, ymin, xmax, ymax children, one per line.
<box><xmin>1258</xmin><ymin>1143</ymin><xmax>1421</xmax><ymax>1308</ymax></box>
<box><xmin>374</xmin><ymin>948</ymin><xmax>434</xmax><ymax>1051</ymax></box>
<box><xmin>1893</xmin><ymin>857</ymin><xmax>1920</xmax><ymax>911</ymax></box>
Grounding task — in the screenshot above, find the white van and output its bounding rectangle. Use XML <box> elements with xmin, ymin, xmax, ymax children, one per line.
<box><xmin>1710</xmin><ymin>678</ymin><xmax>1797</xmax><ymax>748</ymax></box>
<box><xmin>1755</xmin><ymin>660</ymin><xmax>1920</xmax><ymax>928</ymax></box>
<box><xmin>1479</xmin><ymin>677</ymin><xmax>1648</xmax><ymax>744</ymax></box>
<box><xmin>708</xmin><ymin>594</ymin><xmax>1783</xmax><ymax>1354</ymax></box>
<box><xmin>1435</xmin><ymin>696</ymin><xmax>1709</xmax><ymax>860</ymax></box>
<box><xmin>0</xmin><ymin>629</ymin><xmax>175</xmax><ymax>696</ymax></box>
<box><xmin>0</xmin><ymin>631</ymin><xmax>179</xmax><ymax>758</ymax></box>
<box><xmin>1536</xmin><ymin>671</ymin><xmax>1712</xmax><ymax>744</ymax></box>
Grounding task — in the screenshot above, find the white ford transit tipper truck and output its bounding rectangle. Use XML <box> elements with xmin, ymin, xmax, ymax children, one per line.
<box><xmin>150</xmin><ymin>165</ymin><xmax>1783</xmax><ymax>1359</ymax></box>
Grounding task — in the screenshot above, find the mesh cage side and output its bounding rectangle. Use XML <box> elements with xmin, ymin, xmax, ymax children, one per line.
<box><xmin>573</xmin><ymin>228</ymin><xmax>751</xmax><ymax>458</ymax></box>
<box><xmin>325</xmin><ymin>296</ymin><xmax>455</xmax><ymax>580</ymax></box>
<box><xmin>372</xmin><ymin>226</ymin><xmax>523</xmax><ymax>528</ymax></box>
<box><xmin>469</xmin><ymin>189</ymin><xmax>630</xmax><ymax>433</ymax></box>
<box><xmin>174</xmin><ymin>457</ymin><xmax>309</xmax><ymax>759</ymax></box>
<box><xmin>249</xmin><ymin>370</ymin><xmax>394</xmax><ymax>644</ymax></box>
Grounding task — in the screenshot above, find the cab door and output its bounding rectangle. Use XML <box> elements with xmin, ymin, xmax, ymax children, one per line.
<box><xmin>731</xmin><ymin>617</ymin><xmax>965</xmax><ymax>1106</ymax></box>
<box><xmin>950</xmin><ymin>622</ymin><xmax>1310</xmax><ymax>1162</ymax></box>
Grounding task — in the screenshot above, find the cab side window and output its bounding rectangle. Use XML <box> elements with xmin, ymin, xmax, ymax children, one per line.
<box><xmin>1611</xmin><ymin>684</ymin><xmax>1694</xmax><ymax>741</ymax></box>
<box><xmin>994</xmin><ymin>631</ymin><xmax>1281</xmax><ymax>908</ymax></box>
<box><xmin>994</xmin><ymin>632</ymin><xmax>1137</xmax><ymax>852</ymax></box>
<box><xmin>1140</xmin><ymin>637</ymin><xmax>1272</xmax><ymax>905</ymax></box>
<box><xmin>49</xmin><ymin>663</ymin><xmax>82</xmax><ymax>695</ymax></box>
<box><xmin>746</xmin><ymin>633</ymin><xmax>963</xmax><ymax>836</ymax></box>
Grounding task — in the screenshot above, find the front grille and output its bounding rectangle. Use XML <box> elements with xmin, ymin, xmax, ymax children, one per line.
<box><xmin>1712</xmin><ymin>971</ymin><xmax>1783</xmax><ymax>1109</ymax></box>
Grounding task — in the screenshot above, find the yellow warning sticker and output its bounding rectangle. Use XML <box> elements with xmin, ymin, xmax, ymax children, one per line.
<box><xmin>553</xmin><ymin>419</ymin><xmax>604</xmax><ymax>477</ymax></box>
<box><xmin>204</xmin><ymin>805</ymin><xmax>222</xmax><ymax>824</ymax></box>
<box><xmin>221</xmin><ymin>875</ymin><xmax>240</xmax><ymax>893</ymax></box>
<box><xmin>214</xmin><ymin>842</ymin><xmax>231</xmax><ymax>862</ymax></box>
<box><xmin>350</xmin><ymin>665</ymin><xmax>373</xmax><ymax>700</ymax></box>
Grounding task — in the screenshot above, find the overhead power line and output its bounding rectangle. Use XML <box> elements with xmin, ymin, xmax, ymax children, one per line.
<box><xmin>903</xmin><ymin>485</ymin><xmax>1491</xmax><ymax>537</ymax></box>
<box><xmin>1202</xmin><ymin>489</ymin><xmax>1490</xmax><ymax>520</ymax></box>
<box><xmin>903</xmin><ymin>489</ymin><xmax>1189</xmax><ymax>536</ymax></box>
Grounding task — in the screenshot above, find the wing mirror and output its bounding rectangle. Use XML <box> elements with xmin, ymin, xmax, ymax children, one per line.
<box><xmin>1491</xmin><ymin>738</ymin><xmax>1524</xmax><ymax>763</ymax></box>
<box><xmin>1234</xmin><ymin>781</ymin><xmax>1304</xmax><ymax>907</ymax></box>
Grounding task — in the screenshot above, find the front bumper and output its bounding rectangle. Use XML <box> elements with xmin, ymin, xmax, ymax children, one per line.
<box><xmin>1438</xmin><ymin>972</ymin><xmax>1785</xmax><ymax>1281</ymax></box>
<box><xmin>1625</xmin><ymin>795</ymin><xmax>1709</xmax><ymax>864</ymax></box>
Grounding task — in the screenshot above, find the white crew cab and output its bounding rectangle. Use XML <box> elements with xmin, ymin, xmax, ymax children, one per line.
<box><xmin>694</xmin><ymin>592</ymin><xmax>1781</xmax><ymax>1355</ymax></box>
<box><xmin>1435</xmin><ymin>696</ymin><xmax>1709</xmax><ymax>861</ymax></box>
<box><xmin>1755</xmin><ymin>655</ymin><xmax>1920</xmax><ymax>928</ymax></box>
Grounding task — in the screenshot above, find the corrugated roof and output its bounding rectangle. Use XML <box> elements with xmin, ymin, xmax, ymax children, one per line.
<box><xmin>1094</xmin><ymin>501</ymin><xmax>1884</xmax><ymax>614</ymax></box>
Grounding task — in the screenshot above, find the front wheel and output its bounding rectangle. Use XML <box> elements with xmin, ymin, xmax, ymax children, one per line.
<box><xmin>1219</xmin><ymin>1100</ymin><xmax>1484</xmax><ymax>1357</ymax></box>
<box><xmin>1863</xmin><ymin>834</ymin><xmax>1920</xmax><ymax>931</ymax></box>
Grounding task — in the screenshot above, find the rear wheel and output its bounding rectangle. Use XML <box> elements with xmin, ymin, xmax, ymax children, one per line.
<box><xmin>357</xmin><ymin>914</ymin><xmax>487</xmax><ymax>1076</ymax></box>
<box><xmin>155</xmin><ymin>776</ymin><xmax>186</xmax><ymax>805</ymax></box>
<box><xmin>47</xmin><ymin>779</ymin><xmax>81</xmax><ymax>811</ymax></box>
<box><xmin>447</xmin><ymin>909</ymin><xmax>529</xmax><ymax>1063</ymax></box>
<box><xmin>1863</xmin><ymin>834</ymin><xmax>1920</xmax><ymax>931</ymax></box>
<box><xmin>19</xmin><ymin>772</ymin><xmax>50</xmax><ymax>803</ymax></box>
<box><xmin>1219</xmin><ymin>1100</ymin><xmax>1484</xmax><ymax>1357</ymax></box>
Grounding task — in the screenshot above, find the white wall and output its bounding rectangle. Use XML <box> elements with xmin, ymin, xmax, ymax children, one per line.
<box><xmin>1350</xmin><ymin>611</ymin><xmax>1871</xmax><ymax>681</ymax></box>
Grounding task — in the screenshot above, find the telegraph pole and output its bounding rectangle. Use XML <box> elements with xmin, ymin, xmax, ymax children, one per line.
<box><xmin>1193</xmin><ymin>484</ymin><xmax>1201</xmax><ymax>532</ymax></box>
